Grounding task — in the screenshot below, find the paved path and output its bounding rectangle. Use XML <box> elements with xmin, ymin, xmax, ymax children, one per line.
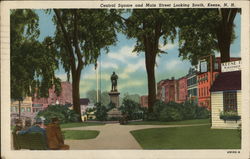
<box><xmin>63</xmin><ymin>123</ymin><xmax>208</xmax><ymax>150</ymax></box>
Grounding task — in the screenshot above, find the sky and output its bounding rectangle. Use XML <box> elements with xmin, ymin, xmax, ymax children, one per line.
<box><xmin>36</xmin><ymin>10</ymin><xmax>241</xmax><ymax>98</ymax></box>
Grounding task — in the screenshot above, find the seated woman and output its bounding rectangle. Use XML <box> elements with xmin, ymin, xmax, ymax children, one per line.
<box><xmin>46</xmin><ymin>117</ymin><xmax>69</xmax><ymax>150</ymax></box>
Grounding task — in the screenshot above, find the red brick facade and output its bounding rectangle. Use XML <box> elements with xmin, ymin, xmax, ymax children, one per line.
<box><xmin>175</xmin><ymin>77</ymin><xmax>188</xmax><ymax>103</ymax></box>
<box><xmin>32</xmin><ymin>81</ymin><xmax>73</xmax><ymax>111</ymax></box>
<box><xmin>140</xmin><ymin>95</ymin><xmax>148</xmax><ymax>108</ymax></box>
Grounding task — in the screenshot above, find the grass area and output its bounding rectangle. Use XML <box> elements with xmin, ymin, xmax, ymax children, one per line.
<box><xmin>130</xmin><ymin>125</ymin><xmax>241</xmax><ymax>149</ymax></box>
<box><xmin>60</xmin><ymin>122</ymin><xmax>105</xmax><ymax>128</ymax></box>
<box><xmin>127</xmin><ymin>119</ymin><xmax>210</xmax><ymax>125</ymax></box>
<box><xmin>63</xmin><ymin>130</ymin><xmax>100</xmax><ymax>140</ymax></box>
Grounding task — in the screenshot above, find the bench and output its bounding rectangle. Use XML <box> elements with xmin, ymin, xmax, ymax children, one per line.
<box><xmin>12</xmin><ymin>132</ymin><xmax>48</xmax><ymax>150</ymax></box>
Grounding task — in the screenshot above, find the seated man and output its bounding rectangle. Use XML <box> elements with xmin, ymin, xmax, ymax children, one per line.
<box><xmin>17</xmin><ymin>118</ymin><xmax>46</xmax><ymax>138</ymax></box>
<box><xmin>46</xmin><ymin>117</ymin><xmax>69</xmax><ymax>150</ymax></box>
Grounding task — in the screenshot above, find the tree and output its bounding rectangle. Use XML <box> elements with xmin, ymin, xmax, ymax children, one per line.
<box><xmin>52</xmin><ymin>9</ymin><xmax>122</xmax><ymax>121</ymax></box>
<box><xmin>123</xmin><ymin>9</ymin><xmax>177</xmax><ymax>112</ymax></box>
<box><xmin>123</xmin><ymin>92</ymin><xmax>140</xmax><ymax>103</ymax></box>
<box><xmin>178</xmin><ymin>8</ymin><xmax>239</xmax><ymax>64</ymax></box>
<box><xmin>11</xmin><ymin>10</ymin><xmax>61</xmax><ymax>118</ymax></box>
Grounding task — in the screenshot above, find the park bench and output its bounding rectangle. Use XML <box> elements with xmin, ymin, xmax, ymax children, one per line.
<box><xmin>12</xmin><ymin>132</ymin><xmax>48</xmax><ymax>150</ymax></box>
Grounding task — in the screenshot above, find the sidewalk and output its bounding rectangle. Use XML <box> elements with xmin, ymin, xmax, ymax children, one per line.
<box><xmin>63</xmin><ymin>123</ymin><xmax>208</xmax><ymax>150</ymax></box>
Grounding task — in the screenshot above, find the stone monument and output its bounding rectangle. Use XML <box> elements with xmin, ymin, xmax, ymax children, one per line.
<box><xmin>107</xmin><ymin>72</ymin><xmax>122</xmax><ymax>118</ymax></box>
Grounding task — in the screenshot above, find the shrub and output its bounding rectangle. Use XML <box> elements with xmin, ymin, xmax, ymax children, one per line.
<box><xmin>182</xmin><ymin>102</ymin><xmax>197</xmax><ymax>120</ymax></box>
<box><xmin>94</xmin><ymin>102</ymin><xmax>107</xmax><ymax>121</ymax></box>
<box><xmin>159</xmin><ymin>107</ymin><xmax>183</xmax><ymax>121</ymax></box>
<box><xmin>196</xmin><ymin>106</ymin><xmax>210</xmax><ymax>119</ymax></box>
<box><xmin>119</xmin><ymin>99</ymin><xmax>143</xmax><ymax>120</ymax></box>
<box><xmin>106</xmin><ymin>102</ymin><xmax>116</xmax><ymax>111</ymax></box>
<box><xmin>144</xmin><ymin>100</ymin><xmax>210</xmax><ymax>122</ymax></box>
<box><xmin>36</xmin><ymin>105</ymin><xmax>79</xmax><ymax>124</ymax></box>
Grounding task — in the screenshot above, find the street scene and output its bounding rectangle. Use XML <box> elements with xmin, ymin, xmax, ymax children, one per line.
<box><xmin>11</xmin><ymin>8</ymin><xmax>241</xmax><ymax>150</ymax></box>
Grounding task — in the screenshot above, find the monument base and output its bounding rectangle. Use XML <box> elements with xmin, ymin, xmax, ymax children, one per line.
<box><xmin>108</xmin><ymin>91</ymin><xmax>120</xmax><ymax>107</ymax></box>
<box><xmin>107</xmin><ymin>108</ymin><xmax>122</xmax><ymax>118</ymax></box>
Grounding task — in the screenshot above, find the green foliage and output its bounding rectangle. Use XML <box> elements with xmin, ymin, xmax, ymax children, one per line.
<box><xmin>146</xmin><ymin>100</ymin><xmax>209</xmax><ymax>122</ymax></box>
<box><xmin>94</xmin><ymin>103</ymin><xmax>107</xmax><ymax>121</ymax></box>
<box><xmin>60</xmin><ymin>122</ymin><xmax>104</xmax><ymax>128</ymax></box>
<box><xmin>62</xmin><ymin>130</ymin><xmax>99</xmax><ymax>140</ymax></box>
<box><xmin>119</xmin><ymin>98</ymin><xmax>143</xmax><ymax>120</ymax></box>
<box><xmin>36</xmin><ymin>105</ymin><xmax>79</xmax><ymax>124</ymax></box>
<box><xmin>123</xmin><ymin>92</ymin><xmax>141</xmax><ymax>103</ymax></box>
<box><xmin>125</xmin><ymin>9</ymin><xmax>177</xmax><ymax>54</ymax></box>
<box><xmin>11</xmin><ymin>9</ymin><xmax>61</xmax><ymax>101</ymax></box>
<box><xmin>106</xmin><ymin>102</ymin><xmax>116</xmax><ymax>111</ymax></box>
<box><xmin>159</xmin><ymin>107</ymin><xmax>183</xmax><ymax>121</ymax></box>
<box><xmin>124</xmin><ymin>9</ymin><xmax>179</xmax><ymax>112</ymax></box>
<box><xmin>177</xmin><ymin>9</ymin><xmax>239</xmax><ymax>64</ymax></box>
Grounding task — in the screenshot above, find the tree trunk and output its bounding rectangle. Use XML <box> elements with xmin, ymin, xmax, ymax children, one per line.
<box><xmin>217</xmin><ymin>25</ymin><xmax>231</xmax><ymax>63</ymax></box>
<box><xmin>217</xmin><ymin>9</ymin><xmax>238</xmax><ymax>63</ymax></box>
<box><xmin>145</xmin><ymin>49</ymin><xmax>157</xmax><ymax>113</ymax></box>
<box><xmin>72</xmin><ymin>75</ymin><xmax>82</xmax><ymax>122</ymax></box>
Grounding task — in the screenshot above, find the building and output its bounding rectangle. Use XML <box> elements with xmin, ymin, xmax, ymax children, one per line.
<box><xmin>187</xmin><ymin>68</ymin><xmax>198</xmax><ymax>103</ymax></box>
<box><xmin>140</xmin><ymin>95</ymin><xmax>148</xmax><ymax>108</ymax></box>
<box><xmin>197</xmin><ymin>57</ymin><xmax>241</xmax><ymax>109</ymax></box>
<box><xmin>210</xmin><ymin>71</ymin><xmax>241</xmax><ymax>129</ymax></box>
<box><xmin>157</xmin><ymin>76</ymin><xmax>188</xmax><ymax>104</ymax></box>
<box><xmin>197</xmin><ymin>71</ymin><xmax>219</xmax><ymax>109</ymax></box>
<box><xmin>175</xmin><ymin>76</ymin><xmax>188</xmax><ymax>103</ymax></box>
<box><xmin>11</xmin><ymin>97</ymin><xmax>33</xmax><ymax>113</ymax></box>
<box><xmin>11</xmin><ymin>97</ymin><xmax>36</xmax><ymax>125</ymax></box>
<box><xmin>32</xmin><ymin>81</ymin><xmax>73</xmax><ymax>111</ymax></box>
<box><xmin>157</xmin><ymin>77</ymin><xmax>175</xmax><ymax>103</ymax></box>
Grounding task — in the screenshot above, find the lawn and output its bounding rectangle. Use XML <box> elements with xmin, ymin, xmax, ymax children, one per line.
<box><xmin>60</xmin><ymin>122</ymin><xmax>105</xmax><ymax>128</ymax></box>
<box><xmin>63</xmin><ymin>130</ymin><xmax>100</xmax><ymax>140</ymax></box>
<box><xmin>127</xmin><ymin>119</ymin><xmax>210</xmax><ymax>125</ymax></box>
<box><xmin>130</xmin><ymin>125</ymin><xmax>241</xmax><ymax>149</ymax></box>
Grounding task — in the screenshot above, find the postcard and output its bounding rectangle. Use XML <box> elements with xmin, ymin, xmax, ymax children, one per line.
<box><xmin>1</xmin><ymin>0</ymin><xmax>250</xmax><ymax>159</ymax></box>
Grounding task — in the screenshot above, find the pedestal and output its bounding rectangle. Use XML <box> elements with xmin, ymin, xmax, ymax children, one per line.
<box><xmin>108</xmin><ymin>91</ymin><xmax>122</xmax><ymax>118</ymax></box>
<box><xmin>108</xmin><ymin>91</ymin><xmax>120</xmax><ymax>107</ymax></box>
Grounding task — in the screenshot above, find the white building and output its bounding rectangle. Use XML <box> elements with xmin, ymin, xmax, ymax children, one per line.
<box><xmin>210</xmin><ymin>70</ymin><xmax>241</xmax><ymax>129</ymax></box>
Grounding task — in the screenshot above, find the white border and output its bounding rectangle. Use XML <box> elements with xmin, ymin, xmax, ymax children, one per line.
<box><xmin>1</xmin><ymin>1</ymin><xmax>249</xmax><ymax>159</ymax></box>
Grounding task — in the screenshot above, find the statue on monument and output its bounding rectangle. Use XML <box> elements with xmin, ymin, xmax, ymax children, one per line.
<box><xmin>111</xmin><ymin>72</ymin><xmax>118</xmax><ymax>92</ymax></box>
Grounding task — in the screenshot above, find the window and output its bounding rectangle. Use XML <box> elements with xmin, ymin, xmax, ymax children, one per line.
<box><xmin>27</xmin><ymin>107</ymin><xmax>31</xmax><ymax>112</ymax></box>
<box><xmin>223</xmin><ymin>91</ymin><xmax>237</xmax><ymax>112</ymax></box>
<box><xmin>21</xmin><ymin>108</ymin><xmax>25</xmax><ymax>112</ymax></box>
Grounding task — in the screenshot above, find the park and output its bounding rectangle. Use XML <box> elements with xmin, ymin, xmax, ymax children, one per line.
<box><xmin>10</xmin><ymin>8</ymin><xmax>241</xmax><ymax>150</ymax></box>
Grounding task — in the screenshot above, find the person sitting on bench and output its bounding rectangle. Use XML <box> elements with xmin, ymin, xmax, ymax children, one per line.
<box><xmin>17</xmin><ymin>118</ymin><xmax>46</xmax><ymax>139</ymax></box>
<box><xmin>46</xmin><ymin>117</ymin><xmax>69</xmax><ymax>150</ymax></box>
<box><xmin>13</xmin><ymin>119</ymin><xmax>23</xmax><ymax>134</ymax></box>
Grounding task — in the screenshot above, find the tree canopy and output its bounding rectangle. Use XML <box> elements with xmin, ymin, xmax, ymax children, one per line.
<box><xmin>177</xmin><ymin>8</ymin><xmax>239</xmax><ymax>64</ymax></box>
<box><xmin>52</xmin><ymin>9</ymin><xmax>122</xmax><ymax>121</ymax></box>
<box><xmin>11</xmin><ymin>9</ymin><xmax>61</xmax><ymax>101</ymax></box>
<box><xmin>124</xmin><ymin>9</ymin><xmax>177</xmax><ymax>112</ymax></box>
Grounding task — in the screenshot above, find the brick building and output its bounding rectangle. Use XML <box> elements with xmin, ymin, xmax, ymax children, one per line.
<box><xmin>32</xmin><ymin>81</ymin><xmax>73</xmax><ymax>112</ymax></box>
<box><xmin>140</xmin><ymin>95</ymin><xmax>148</xmax><ymax>108</ymax></box>
<box><xmin>157</xmin><ymin>76</ymin><xmax>188</xmax><ymax>104</ymax></box>
<box><xmin>156</xmin><ymin>77</ymin><xmax>175</xmax><ymax>103</ymax></box>
<box><xmin>175</xmin><ymin>76</ymin><xmax>188</xmax><ymax>103</ymax></box>
<box><xmin>197</xmin><ymin>57</ymin><xmax>241</xmax><ymax>109</ymax></box>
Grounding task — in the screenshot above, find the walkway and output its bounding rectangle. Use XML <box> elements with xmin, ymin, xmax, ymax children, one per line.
<box><xmin>63</xmin><ymin>123</ymin><xmax>208</xmax><ymax>150</ymax></box>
